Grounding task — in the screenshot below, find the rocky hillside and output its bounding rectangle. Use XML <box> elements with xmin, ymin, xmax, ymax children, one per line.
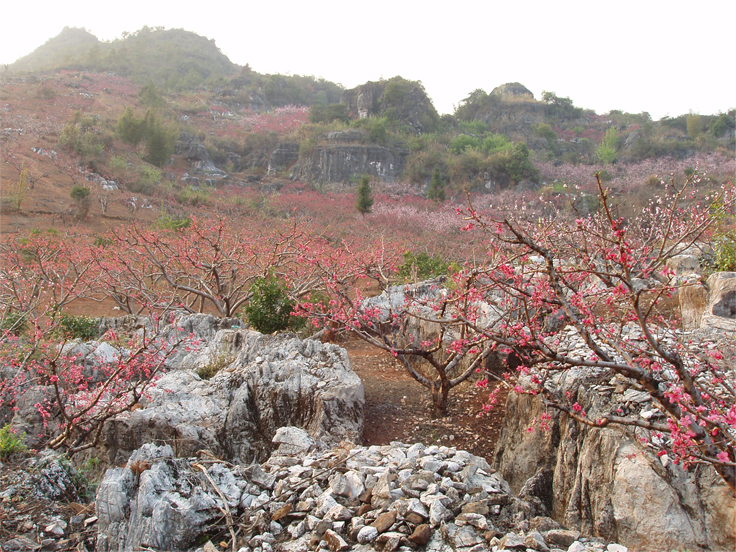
<box><xmin>11</xmin><ymin>26</ymin><xmax>237</xmax><ymax>88</ymax></box>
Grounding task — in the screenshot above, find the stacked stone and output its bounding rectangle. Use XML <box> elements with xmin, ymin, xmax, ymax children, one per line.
<box><xmin>95</xmin><ymin>429</ymin><xmax>629</xmax><ymax>552</ymax></box>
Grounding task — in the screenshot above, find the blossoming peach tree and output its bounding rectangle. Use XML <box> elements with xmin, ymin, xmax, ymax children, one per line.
<box><xmin>304</xmin><ymin>175</ymin><xmax>736</xmax><ymax>492</ymax></box>
<box><xmin>0</xmin><ymin>231</ymin><xmax>195</xmax><ymax>454</ymax></box>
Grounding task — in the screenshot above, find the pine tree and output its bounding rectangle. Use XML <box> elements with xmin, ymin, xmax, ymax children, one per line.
<box><xmin>428</xmin><ymin>166</ymin><xmax>446</xmax><ymax>202</ymax></box>
<box><xmin>144</xmin><ymin>114</ymin><xmax>177</xmax><ymax>167</ymax></box>
<box><xmin>356</xmin><ymin>175</ymin><xmax>374</xmax><ymax>217</ymax></box>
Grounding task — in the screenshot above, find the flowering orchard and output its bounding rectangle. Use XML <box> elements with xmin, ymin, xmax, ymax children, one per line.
<box><xmin>302</xmin><ymin>175</ymin><xmax>736</xmax><ymax>492</ymax></box>
<box><xmin>0</xmin><ymin>231</ymin><xmax>191</xmax><ymax>453</ymax></box>
<box><xmin>0</xmin><ymin>219</ymin><xmax>398</xmax><ymax>453</ymax></box>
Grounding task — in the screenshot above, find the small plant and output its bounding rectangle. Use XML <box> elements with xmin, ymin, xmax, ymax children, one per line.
<box><xmin>398</xmin><ymin>251</ymin><xmax>451</xmax><ymax>282</ymax></box>
<box><xmin>1</xmin><ymin>310</ymin><xmax>28</xmax><ymax>336</ymax></box>
<box><xmin>246</xmin><ymin>275</ymin><xmax>296</xmax><ymax>334</ymax></box>
<box><xmin>154</xmin><ymin>211</ymin><xmax>192</xmax><ymax>230</ymax></box>
<box><xmin>175</xmin><ymin>188</ymin><xmax>210</xmax><ymax>207</ymax></box>
<box><xmin>74</xmin><ymin>456</ymin><xmax>102</xmax><ymax>501</ymax></box>
<box><xmin>0</xmin><ymin>424</ymin><xmax>28</xmax><ymax>458</ymax></box>
<box><xmin>58</xmin><ymin>313</ymin><xmax>99</xmax><ymax>341</ymax></box>
<box><xmin>196</xmin><ymin>353</ymin><xmax>236</xmax><ymax>380</ymax></box>
<box><xmin>713</xmin><ymin>231</ymin><xmax>736</xmax><ymax>272</ymax></box>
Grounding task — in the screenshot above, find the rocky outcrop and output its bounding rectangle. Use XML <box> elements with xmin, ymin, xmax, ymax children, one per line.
<box><xmin>665</xmin><ymin>254</ymin><xmax>707</xmax><ymax>330</ymax></box>
<box><xmin>701</xmin><ymin>272</ymin><xmax>736</xmax><ymax>331</ymax></box>
<box><xmin>95</xmin><ymin>437</ymin><xmax>633</xmax><ymax>552</ymax></box>
<box><xmin>491</xmin><ymin>83</ymin><xmax>535</xmax><ymax>100</ymax></box>
<box><xmin>176</xmin><ymin>133</ymin><xmax>227</xmax><ymax>178</ymax></box>
<box><xmin>493</xmin><ymin>357</ymin><xmax>736</xmax><ymax>551</ymax></box>
<box><xmin>267</xmin><ymin>142</ymin><xmax>300</xmax><ymax>175</ymax></box>
<box><xmin>100</xmin><ymin>328</ymin><xmax>364</xmax><ymax>467</ymax></box>
<box><xmin>292</xmin><ymin>142</ymin><xmax>406</xmax><ymax>184</ymax></box>
<box><xmin>341</xmin><ymin>77</ymin><xmax>440</xmax><ymax>135</ymax></box>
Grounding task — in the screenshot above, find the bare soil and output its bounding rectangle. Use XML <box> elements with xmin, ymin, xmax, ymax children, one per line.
<box><xmin>344</xmin><ymin>337</ymin><xmax>507</xmax><ymax>463</ymax></box>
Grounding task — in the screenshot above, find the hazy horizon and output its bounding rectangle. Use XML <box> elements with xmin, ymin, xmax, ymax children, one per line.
<box><xmin>2</xmin><ymin>1</ymin><xmax>734</xmax><ymax>120</ymax></box>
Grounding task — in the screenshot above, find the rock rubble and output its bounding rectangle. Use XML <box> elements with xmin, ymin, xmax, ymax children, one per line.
<box><xmin>95</xmin><ymin>432</ymin><xmax>633</xmax><ymax>552</ymax></box>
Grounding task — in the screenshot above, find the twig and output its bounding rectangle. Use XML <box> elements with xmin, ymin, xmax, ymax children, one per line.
<box><xmin>193</xmin><ymin>462</ymin><xmax>237</xmax><ymax>552</ymax></box>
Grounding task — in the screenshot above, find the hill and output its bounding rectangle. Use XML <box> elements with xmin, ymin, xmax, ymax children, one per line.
<box><xmin>1</xmin><ymin>26</ymin><xmax>734</xmax><ymax>238</ymax></box>
<box><xmin>10</xmin><ymin>26</ymin><xmax>237</xmax><ymax>88</ymax></box>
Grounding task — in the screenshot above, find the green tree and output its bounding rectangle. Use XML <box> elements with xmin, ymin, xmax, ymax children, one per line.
<box><xmin>117</xmin><ymin>107</ymin><xmax>148</xmax><ymax>145</ymax></box>
<box><xmin>70</xmin><ymin>185</ymin><xmax>91</xmax><ymax>220</ymax></box>
<box><xmin>504</xmin><ymin>142</ymin><xmax>538</xmax><ymax>184</ymax></box>
<box><xmin>428</xmin><ymin>166</ymin><xmax>446</xmax><ymax>202</ymax></box>
<box><xmin>137</xmin><ymin>82</ymin><xmax>166</xmax><ymax>108</ymax></box>
<box><xmin>686</xmin><ymin>113</ymin><xmax>703</xmax><ymax>138</ymax></box>
<box><xmin>144</xmin><ymin>116</ymin><xmax>178</xmax><ymax>167</ymax></box>
<box><xmin>246</xmin><ymin>275</ymin><xmax>295</xmax><ymax>334</ymax></box>
<box><xmin>709</xmin><ymin>112</ymin><xmax>735</xmax><ymax>137</ymax></box>
<box><xmin>596</xmin><ymin>127</ymin><xmax>619</xmax><ymax>165</ymax></box>
<box><xmin>356</xmin><ymin>175</ymin><xmax>374</xmax><ymax>216</ymax></box>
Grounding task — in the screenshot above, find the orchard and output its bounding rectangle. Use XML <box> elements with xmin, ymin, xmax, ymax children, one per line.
<box><xmin>0</xmin><ymin>173</ymin><xmax>734</xmax><ymax>492</ymax></box>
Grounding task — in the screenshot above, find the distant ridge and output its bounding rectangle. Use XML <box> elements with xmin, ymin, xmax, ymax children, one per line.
<box><xmin>10</xmin><ymin>26</ymin><xmax>237</xmax><ymax>87</ymax></box>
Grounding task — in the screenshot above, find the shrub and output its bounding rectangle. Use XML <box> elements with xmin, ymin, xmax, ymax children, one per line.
<box><xmin>138</xmin><ymin>82</ymin><xmax>166</xmax><ymax>108</ymax></box>
<box><xmin>309</xmin><ymin>103</ymin><xmax>350</xmax><ymax>124</ymax></box>
<box><xmin>503</xmin><ymin>142</ymin><xmax>538</xmax><ymax>185</ymax></box>
<box><xmin>196</xmin><ymin>353</ymin><xmax>236</xmax><ymax>380</ymax></box>
<box><xmin>449</xmin><ymin>134</ymin><xmax>480</xmax><ymax>154</ymax></box>
<box><xmin>596</xmin><ymin>128</ymin><xmax>619</xmax><ymax>165</ymax></box>
<box><xmin>153</xmin><ymin>212</ymin><xmax>192</xmax><ymax>230</ymax></box>
<box><xmin>117</xmin><ymin>107</ymin><xmax>148</xmax><ymax>145</ymax></box>
<box><xmin>713</xmin><ymin>231</ymin><xmax>736</xmax><ymax>272</ymax></box>
<box><xmin>686</xmin><ymin>113</ymin><xmax>702</xmax><ymax>138</ymax></box>
<box><xmin>70</xmin><ymin>185</ymin><xmax>91</xmax><ymax>220</ymax></box>
<box><xmin>144</xmin><ymin>117</ymin><xmax>178</xmax><ymax>167</ymax></box>
<box><xmin>367</xmin><ymin>118</ymin><xmax>388</xmax><ymax>145</ymax></box>
<box><xmin>428</xmin><ymin>166</ymin><xmax>446</xmax><ymax>202</ymax></box>
<box><xmin>481</xmin><ymin>134</ymin><xmax>513</xmax><ymax>155</ymax></box>
<box><xmin>175</xmin><ymin>188</ymin><xmax>210</xmax><ymax>207</ymax></box>
<box><xmin>246</xmin><ymin>276</ymin><xmax>296</xmax><ymax>334</ymax></box>
<box><xmin>0</xmin><ymin>311</ymin><xmax>28</xmax><ymax>336</ymax></box>
<box><xmin>458</xmin><ymin>120</ymin><xmax>488</xmax><ymax>134</ymax></box>
<box><xmin>398</xmin><ymin>251</ymin><xmax>451</xmax><ymax>282</ymax></box>
<box><xmin>0</xmin><ymin>424</ymin><xmax>28</xmax><ymax>458</ymax></box>
<box><xmin>58</xmin><ymin>313</ymin><xmax>99</xmax><ymax>341</ymax></box>
<box><xmin>70</xmin><ymin>185</ymin><xmax>90</xmax><ymax>202</ymax></box>
<box><xmin>128</xmin><ymin>165</ymin><xmax>162</xmax><ymax>195</ymax></box>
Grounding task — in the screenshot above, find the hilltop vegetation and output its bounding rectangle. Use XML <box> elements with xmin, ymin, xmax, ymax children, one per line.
<box><xmin>10</xmin><ymin>26</ymin><xmax>236</xmax><ymax>88</ymax></box>
<box><xmin>1</xmin><ymin>25</ymin><xmax>734</xmax><ymax>238</ymax></box>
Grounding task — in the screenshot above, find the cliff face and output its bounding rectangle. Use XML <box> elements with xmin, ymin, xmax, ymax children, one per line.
<box><xmin>271</xmin><ymin>130</ymin><xmax>407</xmax><ymax>184</ymax></box>
<box><xmin>493</xmin><ymin>371</ymin><xmax>736</xmax><ymax>552</ymax></box>
<box><xmin>292</xmin><ymin>143</ymin><xmax>406</xmax><ymax>184</ymax></box>
<box><xmin>342</xmin><ymin>76</ymin><xmax>440</xmax><ymax>135</ymax></box>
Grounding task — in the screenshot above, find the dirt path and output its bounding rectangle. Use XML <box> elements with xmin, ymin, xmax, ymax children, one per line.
<box><xmin>343</xmin><ymin>337</ymin><xmax>507</xmax><ymax>464</ymax></box>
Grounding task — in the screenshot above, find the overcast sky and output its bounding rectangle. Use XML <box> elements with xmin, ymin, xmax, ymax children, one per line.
<box><xmin>1</xmin><ymin>1</ymin><xmax>733</xmax><ymax>120</ymax></box>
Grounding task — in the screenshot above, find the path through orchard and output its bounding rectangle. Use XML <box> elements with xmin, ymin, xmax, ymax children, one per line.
<box><xmin>343</xmin><ymin>337</ymin><xmax>507</xmax><ymax>463</ymax></box>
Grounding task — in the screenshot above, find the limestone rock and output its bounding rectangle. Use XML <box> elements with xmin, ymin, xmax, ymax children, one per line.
<box><xmin>701</xmin><ymin>272</ymin><xmax>736</xmax><ymax>331</ymax></box>
<box><xmin>100</xmin><ymin>323</ymin><xmax>364</xmax><ymax>466</ymax></box>
<box><xmin>292</xmin><ymin>144</ymin><xmax>406</xmax><ymax>185</ymax></box>
<box><xmin>494</xmin><ymin>375</ymin><xmax>735</xmax><ymax>551</ymax></box>
<box><xmin>94</xmin><ymin>439</ymin><xmax>615</xmax><ymax>552</ymax></box>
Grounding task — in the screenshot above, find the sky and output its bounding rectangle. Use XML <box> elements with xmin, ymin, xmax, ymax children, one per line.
<box><xmin>1</xmin><ymin>0</ymin><xmax>733</xmax><ymax>120</ymax></box>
